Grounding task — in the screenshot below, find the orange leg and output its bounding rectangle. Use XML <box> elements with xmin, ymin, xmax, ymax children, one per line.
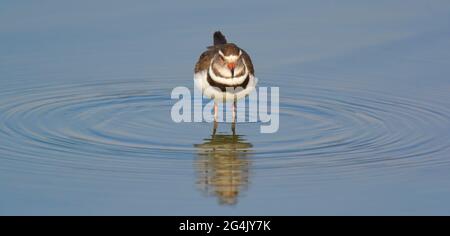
<box><xmin>214</xmin><ymin>102</ymin><xmax>218</xmax><ymax>122</ymax></box>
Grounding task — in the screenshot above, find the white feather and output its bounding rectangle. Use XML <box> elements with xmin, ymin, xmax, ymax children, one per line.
<box><xmin>219</xmin><ymin>50</ymin><xmax>242</xmax><ymax>61</ymax></box>
<box><xmin>223</xmin><ymin>55</ymin><xmax>239</xmax><ymax>61</ymax></box>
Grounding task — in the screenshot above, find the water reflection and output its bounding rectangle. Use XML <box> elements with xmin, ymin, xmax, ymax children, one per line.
<box><xmin>194</xmin><ymin>124</ymin><xmax>252</xmax><ymax>205</ymax></box>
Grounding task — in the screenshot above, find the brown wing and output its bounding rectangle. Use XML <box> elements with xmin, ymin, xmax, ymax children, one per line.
<box><xmin>194</xmin><ymin>48</ymin><xmax>217</xmax><ymax>73</ymax></box>
<box><xmin>241</xmin><ymin>49</ymin><xmax>255</xmax><ymax>75</ymax></box>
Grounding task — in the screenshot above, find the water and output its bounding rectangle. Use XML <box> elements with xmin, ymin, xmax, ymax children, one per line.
<box><xmin>1</xmin><ymin>1</ymin><xmax>450</xmax><ymax>215</ymax></box>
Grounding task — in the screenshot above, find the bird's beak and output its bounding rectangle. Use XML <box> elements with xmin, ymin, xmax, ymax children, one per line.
<box><xmin>227</xmin><ymin>63</ymin><xmax>236</xmax><ymax>77</ymax></box>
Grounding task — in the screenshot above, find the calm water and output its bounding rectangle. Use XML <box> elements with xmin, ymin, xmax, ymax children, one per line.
<box><xmin>1</xmin><ymin>1</ymin><xmax>450</xmax><ymax>215</ymax></box>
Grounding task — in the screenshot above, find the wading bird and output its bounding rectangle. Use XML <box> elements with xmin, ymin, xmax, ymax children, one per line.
<box><xmin>194</xmin><ymin>31</ymin><xmax>257</xmax><ymax>125</ymax></box>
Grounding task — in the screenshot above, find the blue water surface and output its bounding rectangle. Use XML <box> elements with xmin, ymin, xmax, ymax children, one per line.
<box><xmin>1</xmin><ymin>0</ymin><xmax>450</xmax><ymax>215</ymax></box>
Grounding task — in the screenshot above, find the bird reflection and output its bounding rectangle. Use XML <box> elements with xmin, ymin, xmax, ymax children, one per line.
<box><xmin>194</xmin><ymin>122</ymin><xmax>252</xmax><ymax>205</ymax></box>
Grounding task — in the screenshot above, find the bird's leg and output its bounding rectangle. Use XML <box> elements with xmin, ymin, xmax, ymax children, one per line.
<box><xmin>231</xmin><ymin>99</ymin><xmax>236</xmax><ymax>135</ymax></box>
<box><xmin>212</xmin><ymin>120</ymin><xmax>218</xmax><ymax>136</ymax></box>
<box><xmin>214</xmin><ymin>102</ymin><xmax>218</xmax><ymax>122</ymax></box>
<box><xmin>212</xmin><ymin>101</ymin><xmax>218</xmax><ymax>136</ymax></box>
<box><xmin>232</xmin><ymin>99</ymin><xmax>237</xmax><ymax>123</ymax></box>
<box><xmin>231</xmin><ymin>121</ymin><xmax>236</xmax><ymax>135</ymax></box>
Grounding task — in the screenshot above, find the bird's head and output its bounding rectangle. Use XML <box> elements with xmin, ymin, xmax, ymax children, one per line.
<box><xmin>211</xmin><ymin>44</ymin><xmax>246</xmax><ymax>78</ymax></box>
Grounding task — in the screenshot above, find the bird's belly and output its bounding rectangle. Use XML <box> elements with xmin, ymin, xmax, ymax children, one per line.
<box><xmin>194</xmin><ymin>70</ymin><xmax>257</xmax><ymax>102</ymax></box>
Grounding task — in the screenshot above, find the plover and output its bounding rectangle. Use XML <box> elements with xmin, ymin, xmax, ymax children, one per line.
<box><xmin>194</xmin><ymin>31</ymin><xmax>257</xmax><ymax>122</ymax></box>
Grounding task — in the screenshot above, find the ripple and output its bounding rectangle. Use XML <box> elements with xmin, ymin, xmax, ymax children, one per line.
<box><xmin>1</xmin><ymin>75</ymin><xmax>450</xmax><ymax>184</ymax></box>
<box><xmin>251</xmin><ymin>73</ymin><xmax>450</xmax><ymax>179</ymax></box>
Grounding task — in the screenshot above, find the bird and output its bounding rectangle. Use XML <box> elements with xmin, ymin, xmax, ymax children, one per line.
<box><xmin>194</xmin><ymin>31</ymin><xmax>257</xmax><ymax>122</ymax></box>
